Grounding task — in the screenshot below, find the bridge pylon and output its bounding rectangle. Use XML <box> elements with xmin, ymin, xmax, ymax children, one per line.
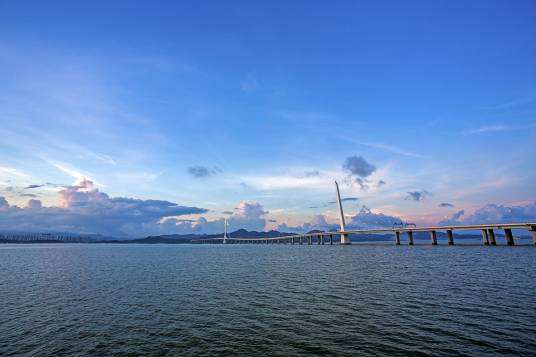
<box><xmin>335</xmin><ymin>181</ymin><xmax>350</xmax><ymax>245</ymax></box>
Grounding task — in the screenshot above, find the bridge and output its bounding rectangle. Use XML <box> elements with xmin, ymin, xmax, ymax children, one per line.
<box><xmin>191</xmin><ymin>182</ymin><xmax>536</xmax><ymax>246</ymax></box>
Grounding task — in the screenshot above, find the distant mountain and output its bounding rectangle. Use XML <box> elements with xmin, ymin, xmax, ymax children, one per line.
<box><xmin>2</xmin><ymin>228</ymin><xmax>528</xmax><ymax>244</ymax></box>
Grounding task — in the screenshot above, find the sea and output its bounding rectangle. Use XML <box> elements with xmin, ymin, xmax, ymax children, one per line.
<box><xmin>1</xmin><ymin>243</ymin><xmax>535</xmax><ymax>356</ymax></box>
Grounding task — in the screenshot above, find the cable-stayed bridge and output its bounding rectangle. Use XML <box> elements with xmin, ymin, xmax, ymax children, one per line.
<box><xmin>192</xmin><ymin>182</ymin><xmax>536</xmax><ymax>246</ymax></box>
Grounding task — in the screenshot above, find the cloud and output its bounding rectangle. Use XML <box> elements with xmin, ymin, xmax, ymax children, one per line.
<box><xmin>342</xmin><ymin>156</ymin><xmax>376</xmax><ymax>178</ymax></box>
<box><xmin>378</xmin><ymin>180</ymin><xmax>386</xmax><ymax>186</ymax></box>
<box><xmin>342</xmin><ymin>156</ymin><xmax>377</xmax><ymax>191</ymax></box>
<box><xmin>438</xmin><ymin>201</ymin><xmax>536</xmax><ymax>226</ymax></box>
<box><xmin>166</xmin><ymin>201</ymin><xmax>269</xmax><ymax>234</ymax></box>
<box><xmin>26</xmin><ymin>199</ymin><xmax>42</xmax><ymax>209</ymax></box>
<box><xmin>277</xmin><ymin>205</ymin><xmax>403</xmax><ymax>233</ymax></box>
<box><xmin>304</xmin><ymin>170</ymin><xmax>320</xmax><ymax>177</ymax></box>
<box><xmin>0</xmin><ymin>179</ymin><xmax>207</xmax><ymax>237</ymax></box>
<box><xmin>20</xmin><ymin>193</ymin><xmax>37</xmax><ymax>198</ymax></box>
<box><xmin>0</xmin><ymin>167</ymin><xmax>29</xmax><ymax>178</ymax></box>
<box><xmin>187</xmin><ymin>165</ymin><xmax>220</xmax><ymax>178</ymax></box>
<box><xmin>462</xmin><ymin>123</ymin><xmax>536</xmax><ymax>135</ymax></box>
<box><xmin>341</xmin><ymin>197</ymin><xmax>359</xmax><ymax>202</ymax></box>
<box><xmin>357</xmin><ymin>142</ymin><xmax>428</xmax><ymax>159</ymax></box>
<box><xmin>481</xmin><ymin>97</ymin><xmax>534</xmax><ymax>110</ymax></box>
<box><xmin>438</xmin><ymin>202</ymin><xmax>454</xmax><ymax>208</ymax></box>
<box><xmin>222</xmin><ymin>211</ymin><xmax>233</xmax><ymax>215</ymax></box>
<box><xmin>347</xmin><ymin>206</ymin><xmax>403</xmax><ymax>229</ymax></box>
<box><xmin>268</xmin><ymin>219</ymin><xmax>277</xmax><ymax>223</ymax></box>
<box><xmin>405</xmin><ymin>190</ymin><xmax>430</xmax><ymax>202</ymax></box>
<box><xmin>277</xmin><ymin>215</ymin><xmax>338</xmax><ymax>233</ymax></box>
<box><xmin>24</xmin><ymin>184</ymin><xmax>43</xmax><ymax>189</ymax></box>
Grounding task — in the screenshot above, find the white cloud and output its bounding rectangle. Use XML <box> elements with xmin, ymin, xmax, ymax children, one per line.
<box><xmin>438</xmin><ymin>201</ymin><xmax>536</xmax><ymax>225</ymax></box>
<box><xmin>0</xmin><ymin>179</ymin><xmax>206</xmax><ymax>237</ymax></box>
<box><xmin>0</xmin><ymin>166</ymin><xmax>29</xmax><ymax>178</ymax></box>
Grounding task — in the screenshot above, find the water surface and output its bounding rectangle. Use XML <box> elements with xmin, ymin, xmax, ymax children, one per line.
<box><xmin>1</xmin><ymin>244</ymin><xmax>535</xmax><ymax>356</ymax></box>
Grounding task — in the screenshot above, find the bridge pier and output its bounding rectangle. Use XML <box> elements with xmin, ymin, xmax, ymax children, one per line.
<box><xmin>447</xmin><ymin>230</ymin><xmax>454</xmax><ymax>245</ymax></box>
<box><xmin>430</xmin><ymin>231</ymin><xmax>437</xmax><ymax>245</ymax></box>
<box><xmin>481</xmin><ymin>229</ymin><xmax>489</xmax><ymax>245</ymax></box>
<box><xmin>488</xmin><ymin>229</ymin><xmax>497</xmax><ymax>245</ymax></box>
<box><xmin>532</xmin><ymin>226</ymin><xmax>536</xmax><ymax>245</ymax></box>
<box><xmin>504</xmin><ymin>229</ymin><xmax>515</xmax><ymax>246</ymax></box>
<box><xmin>330</xmin><ymin>234</ymin><xmax>333</xmax><ymax>245</ymax></box>
<box><xmin>308</xmin><ymin>237</ymin><xmax>312</xmax><ymax>245</ymax></box>
<box><xmin>321</xmin><ymin>235</ymin><xmax>325</xmax><ymax>245</ymax></box>
<box><xmin>395</xmin><ymin>231</ymin><xmax>400</xmax><ymax>245</ymax></box>
<box><xmin>317</xmin><ymin>236</ymin><xmax>321</xmax><ymax>245</ymax></box>
<box><xmin>407</xmin><ymin>231</ymin><xmax>414</xmax><ymax>245</ymax></box>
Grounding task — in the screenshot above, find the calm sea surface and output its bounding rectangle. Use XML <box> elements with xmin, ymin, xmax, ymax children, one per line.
<box><xmin>1</xmin><ymin>243</ymin><xmax>535</xmax><ymax>356</ymax></box>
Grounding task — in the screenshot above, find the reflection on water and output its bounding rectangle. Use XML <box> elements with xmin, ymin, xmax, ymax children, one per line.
<box><xmin>1</xmin><ymin>244</ymin><xmax>535</xmax><ymax>355</ymax></box>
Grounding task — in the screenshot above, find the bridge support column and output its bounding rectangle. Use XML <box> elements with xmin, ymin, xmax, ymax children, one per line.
<box><xmin>447</xmin><ymin>230</ymin><xmax>454</xmax><ymax>245</ymax></box>
<box><xmin>395</xmin><ymin>231</ymin><xmax>400</xmax><ymax>245</ymax></box>
<box><xmin>430</xmin><ymin>231</ymin><xmax>437</xmax><ymax>245</ymax></box>
<box><xmin>488</xmin><ymin>229</ymin><xmax>496</xmax><ymax>245</ymax></box>
<box><xmin>504</xmin><ymin>229</ymin><xmax>515</xmax><ymax>246</ymax></box>
<box><xmin>291</xmin><ymin>237</ymin><xmax>294</xmax><ymax>245</ymax></box>
<box><xmin>299</xmin><ymin>237</ymin><xmax>303</xmax><ymax>245</ymax></box>
<box><xmin>317</xmin><ymin>236</ymin><xmax>321</xmax><ymax>245</ymax></box>
<box><xmin>330</xmin><ymin>234</ymin><xmax>333</xmax><ymax>245</ymax></box>
<box><xmin>481</xmin><ymin>229</ymin><xmax>489</xmax><ymax>245</ymax></box>
<box><xmin>407</xmin><ymin>231</ymin><xmax>414</xmax><ymax>245</ymax></box>
<box><xmin>321</xmin><ymin>235</ymin><xmax>324</xmax><ymax>245</ymax></box>
<box><xmin>308</xmin><ymin>237</ymin><xmax>312</xmax><ymax>245</ymax></box>
<box><xmin>531</xmin><ymin>227</ymin><xmax>536</xmax><ymax>245</ymax></box>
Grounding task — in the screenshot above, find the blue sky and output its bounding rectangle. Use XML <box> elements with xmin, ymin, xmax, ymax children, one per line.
<box><xmin>1</xmin><ymin>1</ymin><xmax>535</xmax><ymax>236</ymax></box>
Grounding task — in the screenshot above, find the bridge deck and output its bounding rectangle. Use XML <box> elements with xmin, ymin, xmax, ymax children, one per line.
<box><xmin>191</xmin><ymin>222</ymin><xmax>536</xmax><ymax>245</ymax></box>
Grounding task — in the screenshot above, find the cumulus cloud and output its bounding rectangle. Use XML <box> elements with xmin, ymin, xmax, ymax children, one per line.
<box><xmin>405</xmin><ymin>190</ymin><xmax>430</xmax><ymax>202</ymax></box>
<box><xmin>438</xmin><ymin>202</ymin><xmax>536</xmax><ymax>226</ymax></box>
<box><xmin>277</xmin><ymin>205</ymin><xmax>403</xmax><ymax>233</ymax></box>
<box><xmin>343</xmin><ymin>156</ymin><xmax>376</xmax><ymax>177</ymax></box>
<box><xmin>187</xmin><ymin>165</ymin><xmax>220</xmax><ymax>178</ymax></box>
<box><xmin>439</xmin><ymin>202</ymin><xmax>454</xmax><ymax>208</ymax></box>
<box><xmin>342</xmin><ymin>156</ymin><xmax>377</xmax><ymax>190</ymax></box>
<box><xmin>347</xmin><ymin>206</ymin><xmax>403</xmax><ymax>229</ymax></box>
<box><xmin>166</xmin><ymin>201</ymin><xmax>269</xmax><ymax>234</ymax></box>
<box><xmin>0</xmin><ymin>178</ymin><xmax>207</xmax><ymax>237</ymax></box>
<box><xmin>277</xmin><ymin>215</ymin><xmax>338</xmax><ymax>233</ymax></box>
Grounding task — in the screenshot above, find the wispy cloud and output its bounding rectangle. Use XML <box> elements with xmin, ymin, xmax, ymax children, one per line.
<box><xmin>358</xmin><ymin>142</ymin><xmax>428</xmax><ymax>159</ymax></box>
<box><xmin>187</xmin><ymin>166</ymin><xmax>220</xmax><ymax>178</ymax></box>
<box><xmin>0</xmin><ymin>166</ymin><xmax>29</xmax><ymax>178</ymax></box>
<box><xmin>481</xmin><ymin>97</ymin><xmax>534</xmax><ymax>110</ymax></box>
<box><xmin>462</xmin><ymin>123</ymin><xmax>536</xmax><ymax>135</ymax></box>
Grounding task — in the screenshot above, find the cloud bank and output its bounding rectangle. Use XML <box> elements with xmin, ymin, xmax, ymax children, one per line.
<box><xmin>0</xmin><ymin>178</ymin><xmax>207</xmax><ymax>237</ymax></box>
<box><xmin>169</xmin><ymin>201</ymin><xmax>268</xmax><ymax>234</ymax></box>
<box><xmin>439</xmin><ymin>201</ymin><xmax>536</xmax><ymax>226</ymax></box>
<box><xmin>277</xmin><ymin>206</ymin><xmax>403</xmax><ymax>233</ymax></box>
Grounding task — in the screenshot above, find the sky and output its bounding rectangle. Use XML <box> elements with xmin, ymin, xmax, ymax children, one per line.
<box><xmin>0</xmin><ymin>0</ymin><xmax>535</xmax><ymax>237</ymax></box>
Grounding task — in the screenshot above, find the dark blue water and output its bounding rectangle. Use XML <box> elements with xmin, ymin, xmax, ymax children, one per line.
<box><xmin>1</xmin><ymin>244</ymin><xmax>535</xmax><ymax>356</ymax></box>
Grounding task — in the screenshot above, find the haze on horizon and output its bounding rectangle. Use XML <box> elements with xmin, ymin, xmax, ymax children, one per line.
<box><xmin>1</xmin><ymin>0</ymin><xmax>535</xmax><ymax>238</ymax></box>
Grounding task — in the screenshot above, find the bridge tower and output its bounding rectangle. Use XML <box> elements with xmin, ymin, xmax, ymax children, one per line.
<box><xmin>223</xmin><ymin>218</ymin><xmax>229</xmax><ymax>244</ymax></box>
<box><xmin>335</xmin><ymin>181</ymin><xmax>350</xmax><ymax>245</ymax></box>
